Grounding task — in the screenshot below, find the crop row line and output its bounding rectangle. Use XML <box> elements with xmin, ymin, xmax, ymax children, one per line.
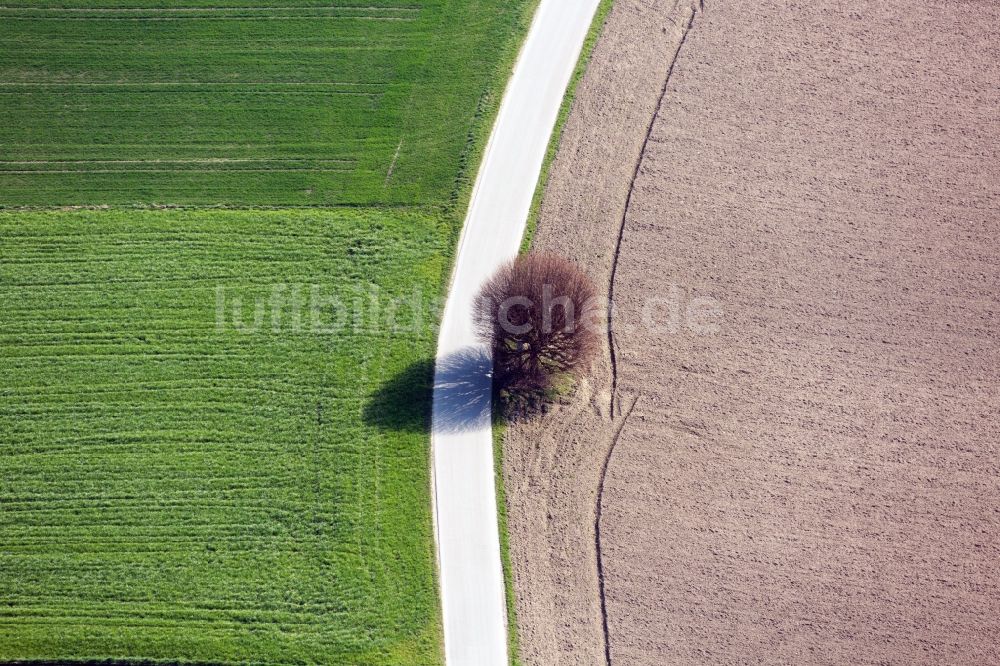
<box><xmin>0</xmin><ymin>380</ymin><xmax>340</xmax><ymax>395</ymax></box>
<box><xmin>3</xmin><ymin>527</ymin><xmax>328</xmax><ymax>537</ymax></box>
<box><xmin>0</xmin><ymin>494</ymin><xmax>317</xmax><ymax>506</ymax></box>
<box><xmin>0</xmin><ymin>481</ymin><xmax>322</xmax><ymax>493</ymax></box>
<box><xmin>0</xmin><ymin>279</ymin><xmax>408</xmax><ymax>290</ymax></box>
<box><xmin>0</xmin><ymin>158</ymin><xmax>353</xmax><ymax>164</ymax></box>
<box><xmin>0</xmin><ymin>14</ymin><xmax>416</xmax><ymax>21</ymax></box>
<box><xmin>0</xmin><ymin>470</ymin><xmax>298</xmax><ymax>482</ymax></box>
<box><xmin>0</xmin><ymin>611</ymin><xmax>347</xmax><ymax>635</ymax></box>
<box><xmin>0</xmin><ymin>378</ymin><xmax>364</xmax><ymax>391</ymax></box>
<box><xmin>0</xmin><ymin>614</ymin><xmax>353</xmax><ymax>630</ymax></box>
<box><xmin>0</xmin><ymin>168</ymin><xmax>353</xmax><ymax>173</ymax></box>
<box><xmin>0</xmin><ymin>90</ymin><xmax>381</xmax><ymax>97</ymax></box>
<box><xmin>0</xmin><ymin>605</ymin><xmax>357</xmax><ymax>622</ymax></box>
<box><xmin>0</xmin><ymin>607</ymin><xmax>367</xmax><ymax>625</ymax></box>
<box><xmin>0</xmin><ymin>81</ymin><xmax>383</xmax><ymax>86</ymax></box>
<box><xmin>0</xmin><ymin>5</ymin><xmax>420</xmax><ymax>12</ymax></box>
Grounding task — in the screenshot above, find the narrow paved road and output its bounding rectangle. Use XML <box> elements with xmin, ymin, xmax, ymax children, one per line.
<box><xmin>430</xmin><ymin>0</ymin><xmax>602</xmax><ymax>664</ymax></box>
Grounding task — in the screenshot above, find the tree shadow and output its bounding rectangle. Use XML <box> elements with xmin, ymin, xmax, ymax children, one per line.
<box><xmin>363</xmin><ymin>346</ymin><xmax>493</xmax><ymax>435</ymax></box>
<box><xmin>431</xmin><ymin>346</ymin><xmax>493</xmax><ymax>435</ymax></box>
<box><xmin>363</xmin><ymin>356</ymin><xmax>436</xmax><ymax>433</ymax></box>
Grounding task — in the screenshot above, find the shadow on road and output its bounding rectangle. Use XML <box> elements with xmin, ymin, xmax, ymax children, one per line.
<box><xmin>362</xmin><ymin>346</ymin><xmax>493</xmax><ymax>435</ymax></box>
<box><xmin>431</xmin><ymin>346</ymin><xmax>493</xmax><ymax>435</ymax></box>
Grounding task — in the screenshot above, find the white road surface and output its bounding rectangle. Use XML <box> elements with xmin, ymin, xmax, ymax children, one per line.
<box><xmin>430</xmin><ymin>0</ymin><xmax>602</xmax><ymax>664</ymax></box>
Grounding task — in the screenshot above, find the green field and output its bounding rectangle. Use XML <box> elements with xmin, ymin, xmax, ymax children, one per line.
<box><xmin>0</xmin><ymin>209</ymin><xmax>449</xmax><ymax>664</ymax></box>
<box><xmin>0</xmin><ymin>0</ymin><xmax>526</xmax><ymax>206</ymax></box>
<box><xmin>0</xmin><ymin>0</ymin><xmax>532</xmax><ymax>663</ymax></box>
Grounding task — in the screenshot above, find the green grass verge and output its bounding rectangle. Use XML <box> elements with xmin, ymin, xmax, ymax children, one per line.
<box><xmin>492</xmin><ymin>422</ymin><xmax>520</xmax><ymax>666</ymax></box>
<box><xmin>497</xmin><ymin>2</ymin><xmax>616</xmax><ymax>664</ymax></box>
<box><xmin>0</xmin><ymin>208</ymin><xmax>450</xmax><ymax>665</ymax></box>
<box><xmin>0</xmin><ymin>0</ymin><xmax>530</xmax><ymax>207</ymax></box>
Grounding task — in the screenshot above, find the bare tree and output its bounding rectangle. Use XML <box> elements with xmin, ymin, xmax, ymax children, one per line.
<box><xmin>474</xmin><ymin>252</ymin><xmax>599</xmax><ymax>414</ymax></box>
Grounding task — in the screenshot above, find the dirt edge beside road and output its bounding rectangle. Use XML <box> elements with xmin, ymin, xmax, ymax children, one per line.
<box><xmin>501</xmin><ymin>2</ymin><xmax>699</xmax><ymax>664</ymax></box>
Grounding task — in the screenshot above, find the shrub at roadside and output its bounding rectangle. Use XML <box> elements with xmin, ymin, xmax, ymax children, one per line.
<box><xmin>474</xmin><ymin>252</ymin><xmax>599</xmax><ymax>416</ymax></box>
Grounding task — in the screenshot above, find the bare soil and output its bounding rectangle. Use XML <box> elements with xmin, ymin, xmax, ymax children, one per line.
<box><xmin>504</xmin><ymin>1</ymin><xmax>1000</xmax><ymax>664</ymax></box>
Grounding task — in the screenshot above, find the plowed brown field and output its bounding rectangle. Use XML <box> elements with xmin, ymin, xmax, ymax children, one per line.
<box><xmin>504</xmin><ymin>1</ymin><xmax>1000</xmax><ymax>664</ymax></box>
